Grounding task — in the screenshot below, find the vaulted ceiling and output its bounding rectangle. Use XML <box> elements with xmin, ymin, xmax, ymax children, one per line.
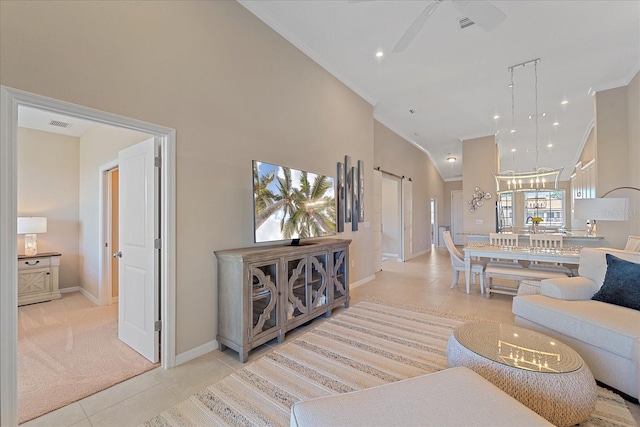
<box><xmin>240</xmin><ymin>0</ymin><xmax>640</xmax><ymax>181</ymax></box>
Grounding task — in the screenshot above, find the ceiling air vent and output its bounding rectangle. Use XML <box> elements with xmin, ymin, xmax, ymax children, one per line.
<box><xmin>458</xmin><ymin>17</ymin><xmax>475</xmax><ymax>30</ymax></box>
<box><xmin>49</xmin><ymin>120</ymin><xmax>71</xmax><ymax>128</ymax></box>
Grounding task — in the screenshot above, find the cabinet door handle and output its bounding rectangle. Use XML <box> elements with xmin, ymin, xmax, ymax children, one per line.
<box><xmin>25</xmin><ymin>260</ymin><xmax>40</xmax><ymax>266</ymax></box>
<box><xmin>113</xmin><ymin>251</ymin><xmax>122</xmax><ymax>258</ymax></box>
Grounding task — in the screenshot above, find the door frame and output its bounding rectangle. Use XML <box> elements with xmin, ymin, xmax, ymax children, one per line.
<box><xmin>100</xmin><ymin>160</ymin><xmax>120</xmax><ymax>306</ymax></box>
<box><xmin>0</xmin><ymin>86</ymin><xmax>177</xmax><ymax>426</ymax></box>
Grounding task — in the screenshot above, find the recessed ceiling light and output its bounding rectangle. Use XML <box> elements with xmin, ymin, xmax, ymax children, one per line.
<box><xmin>561</xmin><ymin>100</ymin><xmax>569</xmax><ymax>105</ymax></box>
<box><xmin>446</xmin><ymin>155</ymin><xmax>457</xmax><ymax>163</ymax></box>
<box><xmin>375</xmin><ymin>51</ymin><xmax>384</xmax><ymax>58</ymax></box>
<box><xmin>493</xmin><ymin>115</ymin><xmax>500</xmax><ymax>119</ymax></box>
<box><xmin>547</xmin><ymin>143</ymin><xmax>553</xmax><ymax>147</ymax></box>
<box><xmin>553</xmin><ymin>122</ymin><xmax>559</xmax><ymax>126</ymax></box>
<box><xmin>511</xmin><ymin>148</ymin><xmax>516</xmax><ymax>152</ymax></box>
<box><xmin>510</xmin><ymin>129</ymin><xmax>516</xmax><ymax>133</ymax></box>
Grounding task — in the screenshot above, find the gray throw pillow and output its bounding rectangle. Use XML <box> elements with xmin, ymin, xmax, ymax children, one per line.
<box><xmin>591</xmin><ymin>254</ymin><xmax>640</xmax><ymax>311</ymax></box>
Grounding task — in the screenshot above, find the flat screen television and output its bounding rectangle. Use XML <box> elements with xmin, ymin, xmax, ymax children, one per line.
<box><xmin>253</xmin><ymin>160</ymin><xmax>336</xmax><ymax>245</ymax></box>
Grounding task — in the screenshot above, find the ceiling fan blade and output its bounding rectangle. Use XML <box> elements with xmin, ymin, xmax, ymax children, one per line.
<box><xmin>451</xmin><ymin>0</ymin><xmax>506</xmax><ymax>31</ymax></box>
<box><xmin>392</xmin><ymin>1</ymin><xmax>442</xmax><ymax>53</ymax></box>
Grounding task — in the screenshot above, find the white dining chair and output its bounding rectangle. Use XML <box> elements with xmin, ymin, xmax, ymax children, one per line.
<box><xmin>625</xmin><ymin>235</ymin><xmax>640</xmax><ymax>252</ymax></box>
<box><xmin>487</xmin><ymin>233</ymin><xmax>524</xmax><ymax>268</ymax></box>
<box><xmin>528</xmin><ymin>234</ymin><xmax>573</xmax><ymax>275</ymax></box>
<box><xmin>443</xmin><ymin>231</ymin><xmax>486</xmax><ymax>293</ymax></box>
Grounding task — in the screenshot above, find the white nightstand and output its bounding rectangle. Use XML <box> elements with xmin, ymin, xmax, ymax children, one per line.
<box><xmin>18</xmin><ymin>252</ymin><xmax>62</xmax><ymax>306</ymax></box>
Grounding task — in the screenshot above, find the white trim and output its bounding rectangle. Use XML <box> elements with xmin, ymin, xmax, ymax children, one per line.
<box><xmin>0</xmin><ymin>86</ymin><xmax>178</xmax><ymax>426</ymax></box>
<box><xmin>175</xmin><ymin>340</ymin><xmax>219</xmax><ymax>366</ymax></box>
<box><xmin>78</xmin><ymin>287</ymin><xmax>101</xmax><ymax>306</ymax></box>
<box><xmin>0</xmin><ymin>86</ymin><xmax>19</xmax><ymax>427</ymax></box>
<box><xmin>99</xmin><ymin>160</ymin><xmax>119</xmax><ymax>307</ymax></box>
<box><xmin>349</xmin><ymin>274</ymin><xmax>375</xmax><ymax>289</ymax></box>
<box><xmin>61</xmin><ymin>286</ymin><xmax>115</xmax><ymax>305</ymax></box>
<box><xmin>568</xmin><ymin>119</ymin><xmax>595</xmax><ymax>181</ymax></box>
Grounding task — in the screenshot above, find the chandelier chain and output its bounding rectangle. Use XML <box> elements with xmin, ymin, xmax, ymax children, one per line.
<box><xmin>510</xmin><ymin>68</ymin><xmax>516</xmax><ymax>169</ymax></box>
<box><xmin>534</xmin><ymin>60</ymin><xmax>539</xmax><ymax>172</ymax></box>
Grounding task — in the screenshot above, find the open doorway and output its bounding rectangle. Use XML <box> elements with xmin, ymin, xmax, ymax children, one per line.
<box><xmin>107</xmin><ymin>167</ymin><xmax>120</xmax><ymax>305</ymax></box>
<box><xmin>1</xmin><ymin>86</ymin><xmax>177</xmax><ymax>426</ymax></box>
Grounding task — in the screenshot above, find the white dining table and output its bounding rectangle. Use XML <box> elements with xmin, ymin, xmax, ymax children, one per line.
<box><xmin>463</xmin><ymin>245</ymin><xmax>581</xmax><ymax>293</ymax></box>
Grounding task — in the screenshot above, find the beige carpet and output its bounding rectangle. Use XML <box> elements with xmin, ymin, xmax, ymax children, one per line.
<box><xmin>18</xmin><ymin>292</ymin><xmax>158</xmax><ymax>424</ymax></box>
<box><xmin>143</xmin><ymin>298</ymin><xmax>637</xmax><ymax>427</ymax></box>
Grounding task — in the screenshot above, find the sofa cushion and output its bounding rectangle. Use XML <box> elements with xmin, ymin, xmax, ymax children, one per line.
<box><xmin>578</xmin><ymin>248</ymin><xmax>640</xmax><ymax>289</ymax></box>
<box><xmin>512</xmin><ymin>295</ymin><xmax>640</xmax><ymax>360</ymax></box>
<box><xmin>541</xmin><ymin>276</ymin><xmax>599</xmax><ymax>300</ymax></box>
<box><xmin>591</xmin><ymin>254</ymin><xmax>640</xmax><ymax>311</ymax></box>
<box><xmin>290</xmin><ymin>367</ymin><xmax>552</xmax><ymax>427</ymax></box>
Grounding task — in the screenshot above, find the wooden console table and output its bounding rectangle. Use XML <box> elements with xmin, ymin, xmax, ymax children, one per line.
<box><xmin>18</xmin><ymin>252</ymin><xmax>62</xmax><ymax>306</ymax></box>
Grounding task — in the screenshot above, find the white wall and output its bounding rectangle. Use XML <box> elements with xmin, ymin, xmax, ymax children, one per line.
<box><xmin>17</xmin><ymin>128</ymin><xmax>80</xmax><ymax>289</ymax></box>
<box><xmin>462</xmin><ymin>135</ymin><xmax>497</xmax><ymax>237</ymax></box>
<box><xmin>627</xmin><ymin>71</ymin><xmax>640</xmax><ymax>237</ymax></box>
<box><xmin>78</xmin><ymin>125</ymin><xmax>152</xmax><ymax>298</ymax></box>
<box><xmin>0</xmin><ymin>1</ymin><xmax>374</xmax><ymax>354</ymax></box>
<box><xmin>595</xmin><ymin>85</ymin><xmax>632</xmax><ymax>248</ymax></box>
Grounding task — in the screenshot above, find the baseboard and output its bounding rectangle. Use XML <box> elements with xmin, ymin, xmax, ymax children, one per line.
<box><xmin>350</xmin><ymin>274</ymin><xmax>375</xmax><ymax>289</ymax></box>
<box><xmin>413</xmin><ymin>249</ymin><xmax>429</xmax><ymax>257</ymax></box>
<box><xmin>176</xmin><ymin>339</ymin><xmax>219</xmax><ymax>366</ymax></box>
<box><xmin>59</xmin><ymin>286</ymin><xmax>101</xmax><ymax>306</ymax></box>
<box><xmin>79</xmin><ymin>287</ymin><xmax>100</xmax><ymax>305</ymax></box>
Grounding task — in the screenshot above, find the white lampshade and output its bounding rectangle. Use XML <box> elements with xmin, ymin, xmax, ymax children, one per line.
<box><xmin>574</xmin><ymin>198</ymin><xmax>628</xmax><ymax>221</ymax></box>
<box><xmin>18</xmin><ymin>217</ymin><xmax>48</xmax><ymax>234</ymax></box>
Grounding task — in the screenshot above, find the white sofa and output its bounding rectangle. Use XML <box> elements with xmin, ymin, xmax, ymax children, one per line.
<box><xmin>290</xmin><ymin>367</ymin><xmax>552</xmax><ymax>426</ymax></box>
<box><xmin>513</xmin><ymin>247</ymin><xmax>640</xmax><ymax>401</ymax></box>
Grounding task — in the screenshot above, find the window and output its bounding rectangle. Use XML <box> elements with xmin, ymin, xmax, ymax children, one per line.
<box><xmin>498</xmin><ymin>193</ymin><xmax>513</xmax><ymax>229</ymax></box>
<box><xmin>523</xmin><ymin>190</ymin><xmax>565</xmax><ymax>226</ymax></box>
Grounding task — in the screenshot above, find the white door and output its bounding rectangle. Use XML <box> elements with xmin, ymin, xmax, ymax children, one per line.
<box><xmin>372</xmin><ymin>170</ymin><xmax>382</xmax><ymax>272</ymax></box>
<box><xmin>118</xmin><ymin>137</ymin><xmax>160</xmax><ymax>363</ymax></box>
<box><xmin>402</xmin><ymin>179</ymin><xmax>413</xmax><ymax>261</ymax></box>
<box><xmin>451</xmin><ymin>190</ymin><xmax>464</xmax><ymax>245</ymax></box>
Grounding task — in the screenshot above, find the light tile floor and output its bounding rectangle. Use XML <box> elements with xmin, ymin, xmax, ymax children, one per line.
<box><xmin>22</xmin><ymin>248</ymin><xmax>640</xmax><ymax>426</ymax></box>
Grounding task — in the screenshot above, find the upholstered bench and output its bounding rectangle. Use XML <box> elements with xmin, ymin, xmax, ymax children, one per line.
<box><xmin>485</xmin><ymin>266</ymin><xmax>568</xmax><ymax>297</ymax></box>
<box><xmin>290</xmin><ymin>367</ymin><xmax>552</xmax><ymax>427</ymax></box>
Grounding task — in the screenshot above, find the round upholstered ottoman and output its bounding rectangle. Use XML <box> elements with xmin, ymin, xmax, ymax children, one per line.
<box><xmin>446</xmin><ymin>321</ymin><xmax>597</xmax><ymax>427</ymax></box>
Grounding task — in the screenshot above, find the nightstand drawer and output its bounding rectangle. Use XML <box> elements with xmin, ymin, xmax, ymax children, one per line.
<box><xmin>19</xmin><ymin>257</ymin><xmax>51</xmax><ymax>270</ymax></box>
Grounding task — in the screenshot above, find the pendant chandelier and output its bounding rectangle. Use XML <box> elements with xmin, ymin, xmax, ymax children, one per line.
<box><xmin>493</xmin><ymin>58</ymin><xmax>562</xmax><ymax>194</ymax></box>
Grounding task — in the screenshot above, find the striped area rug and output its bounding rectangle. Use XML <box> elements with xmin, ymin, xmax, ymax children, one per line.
<box><xmin>143</xmin><ymin>298</ymin><xmax>637</xmax><ymax>427</ymax></box>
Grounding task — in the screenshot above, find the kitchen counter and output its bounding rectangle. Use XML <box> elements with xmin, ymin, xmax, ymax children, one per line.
<box><xmin>464</xmin><ymin>233</ymin><xmax>605</xmax><ymax>247</ymax></box>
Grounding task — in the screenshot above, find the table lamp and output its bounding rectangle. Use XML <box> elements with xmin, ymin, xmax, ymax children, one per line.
<box><xmin>17</xmin><ymin>217</ymin><xmax>47</xmax><ymax>256</ymax></box>
<box><xmin>574</xmin><ymin>198</ymin><xmax>627</xmax><ymax>237</ymax></box>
